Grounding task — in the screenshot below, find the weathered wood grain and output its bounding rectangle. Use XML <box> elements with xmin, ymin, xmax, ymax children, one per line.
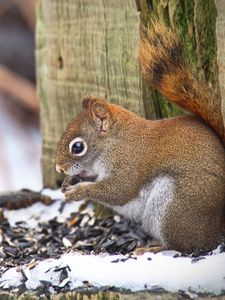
<box><xmin>1</xmin><ymin>291</ymin><xmax>224</xmax><ymax>300</ymax></box>
<box><xmin>36</xmin><ymin>0</ymin><xmax>142</xmax><ymax>187</ymax></box>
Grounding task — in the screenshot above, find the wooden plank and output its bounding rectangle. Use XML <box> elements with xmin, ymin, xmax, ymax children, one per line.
<box><xmin>36</xmin><ymin>0</ymin><xmax>142</xmax><ymax>187</ymax></box>
<box><xmin>0</xmin><ymin>291</ymin><xmax>224</xmax><ymax>300</ymax></box>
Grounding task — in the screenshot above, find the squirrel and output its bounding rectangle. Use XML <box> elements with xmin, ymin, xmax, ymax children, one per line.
<box><xmin>55</xmin><ymin>23</ymin><xmax>225</xmax><ymax>253</ymax></box>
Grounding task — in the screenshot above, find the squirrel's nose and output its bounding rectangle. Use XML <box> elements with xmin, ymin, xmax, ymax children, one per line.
<box><xmin>55</xmin><ymin>164</ymin><xmax>63</xmax><ymax>173</ymax></box>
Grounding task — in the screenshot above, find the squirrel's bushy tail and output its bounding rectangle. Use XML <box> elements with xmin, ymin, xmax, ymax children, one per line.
<box><xmin>140</xmin><ymin>22</ymin><xmax>224</xmax><ymax>141</ymax></box>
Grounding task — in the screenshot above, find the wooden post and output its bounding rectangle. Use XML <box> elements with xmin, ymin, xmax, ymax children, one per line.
<box><xmin>36</xmin><ymin>0</ymin><xmax>142</xmax><ymax>187</ymax></box>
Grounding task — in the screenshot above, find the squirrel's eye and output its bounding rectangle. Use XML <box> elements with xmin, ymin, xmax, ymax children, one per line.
<box><xmin>69</xmin><ymin>137</ymin><xmax>87</xmax><ymax>156</ymax></box>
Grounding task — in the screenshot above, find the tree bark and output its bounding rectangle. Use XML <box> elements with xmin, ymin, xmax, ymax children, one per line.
<box><xmin>139</xmin><ymin>0</ymin><xmax>220</xmax><ymax>118</ymax></box>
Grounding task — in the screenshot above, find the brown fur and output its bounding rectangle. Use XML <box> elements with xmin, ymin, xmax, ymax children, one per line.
<box><xmin>55</xmin><ymin>24</ymin><xmax>225</xmax><ymax>253</ymax></box>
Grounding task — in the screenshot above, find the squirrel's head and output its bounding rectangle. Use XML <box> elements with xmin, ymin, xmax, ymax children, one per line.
<box><xmin>55</xmin><ymin>96</ymin><xmax>114</xmax><ymax>181</ymax></box>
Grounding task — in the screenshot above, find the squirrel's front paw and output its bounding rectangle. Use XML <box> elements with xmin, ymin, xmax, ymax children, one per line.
<box><xmin>65</xmin><ymin>189</ymin><xmax>79</xmax><ymax>201</ymax></box>
<box><xmin>64</xmin><ymin>182</ymin><xmax>91</xmax><ymax>201</ymax></box>
<box><xmin>61</xmin><ymin>175</ymin><xmax>80</xmax><ymax>193</ymax></box>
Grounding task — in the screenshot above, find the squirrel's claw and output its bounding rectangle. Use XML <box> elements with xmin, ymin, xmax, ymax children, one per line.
<box><xmin>62</xmin><ymin>184</ymin><xmax>74</xmax><ymax>193</ymax></box>
<box><xmin>64</xmin><ymin>190</ymin><xmax>78</xmax><ymax>201</ymax></box>
<box><xmin>64</xmin><ymin>182</ymin><xmax>91</xmax><ymax>202</ymax></box>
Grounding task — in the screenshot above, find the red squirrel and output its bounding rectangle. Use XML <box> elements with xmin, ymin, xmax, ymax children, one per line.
<box><xmin>55</xmin><ymin>23</ymin><xmax>225</xmax><ymax>253</ymax></box>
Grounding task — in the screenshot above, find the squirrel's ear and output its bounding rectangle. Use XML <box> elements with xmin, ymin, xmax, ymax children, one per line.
<box><xmin>82</xmin><ymin>96</ymin><xmax>94</xmax><ymax>109</ymax></box>
<box><xmin>91</xmin><ymin>101</ymin><xmax>110</xmax><ymax>135</ymax></box>
<box><xmin>81</xmin><ymin>96</ymin><xmax>110</xmax><ymax>135</ymax></box>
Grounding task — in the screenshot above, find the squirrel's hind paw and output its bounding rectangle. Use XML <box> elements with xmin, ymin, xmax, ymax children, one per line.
<box><xmin>133</xmin><ymin>241</ymin><xmax>165</xmax><ymax>255</ymax></box>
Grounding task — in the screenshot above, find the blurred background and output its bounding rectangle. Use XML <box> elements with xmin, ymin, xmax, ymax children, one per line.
<box><xmin>0</xmin><ymin>0</ymin><xmax>42</xmax><ymax>191</ymax></box>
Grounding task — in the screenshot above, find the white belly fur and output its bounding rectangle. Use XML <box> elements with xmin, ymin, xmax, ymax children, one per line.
<box><xmin>113</xmin><ymin>176</ymin><xmax>174</xmax><ymax>242</ymax></box>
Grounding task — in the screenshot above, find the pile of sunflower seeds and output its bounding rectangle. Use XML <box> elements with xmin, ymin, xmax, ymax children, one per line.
<box><xmin>0</xmin><ymin>191</ymin><xmax>154</xmax><ymax>268</ymax></box>
<box><xmin>0</xmin><ymin>190</ymin><xmax>224</xmax><ymax>270</ymax></box>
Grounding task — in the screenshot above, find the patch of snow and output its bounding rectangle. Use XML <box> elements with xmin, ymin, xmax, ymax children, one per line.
<box><xmin>0</xmin><ymin>267</ymin><xmax>23</xmax><ymax>289</ymax></box>
<box><xmin>41</xmin><ymin>188</ymin><xmax>64</xmax><ymax>200</ymax></box>
<box><xmin>4</xmin><ymin>189</ymin><xmax>83</xmax><ymax>228</ymax></box>
<box><xmin>0</xmin><ymin>250</ymin><xmax>225</xmax><ymax>294</ymax></box>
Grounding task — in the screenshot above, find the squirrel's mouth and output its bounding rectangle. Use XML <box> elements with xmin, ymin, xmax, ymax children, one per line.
<box><xmin>65</xmin><ymin>173</ymin><xmax>97</xmax><ymax>187</ymax></box>
<box><xmin>78</xmin><ymin>173</ymin><xmax>98</xmax><ymax>182</ymax></box>
<box><xmin>77</xmin><ymin>170</ymin><xmax>98</xmax><ymax>182</ymax></box>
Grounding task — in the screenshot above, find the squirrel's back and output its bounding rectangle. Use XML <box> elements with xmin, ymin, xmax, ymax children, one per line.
<box><xmin>139</xmin><ymin>22</ymin><xmax>225</xmax><ymax>143</ymax></box>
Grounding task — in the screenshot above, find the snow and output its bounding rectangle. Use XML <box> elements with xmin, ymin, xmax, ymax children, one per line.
<box><xmin>1</xmin><ymin>190</ymin><xmax>225</xmax><ymax>295</ymax></box>
<box><xmin>1</xmin><ymin>249</ymin><xmax>225</xmax><ymax>294</ymax></box>
<box><xmin>4</xmin><ymin>189</ymin><xmax>82</xmax><ymax>228</ymax></box>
